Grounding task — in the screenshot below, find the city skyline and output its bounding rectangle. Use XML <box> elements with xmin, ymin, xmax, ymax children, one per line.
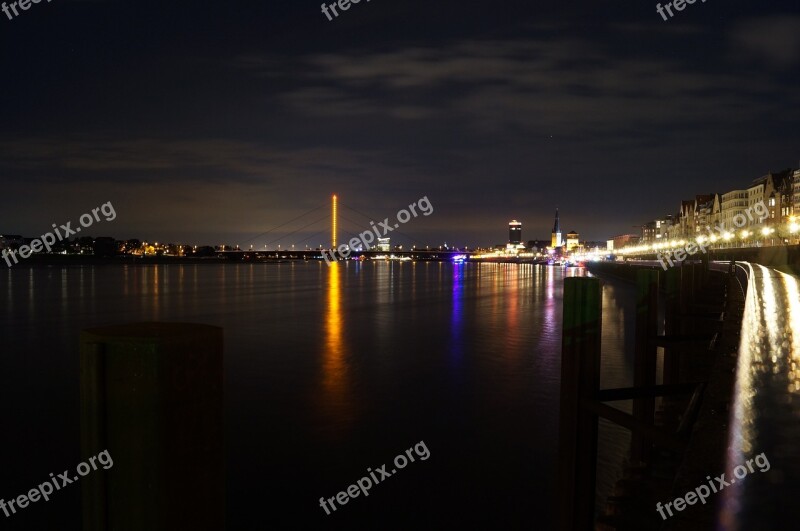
<box><xmin>0</xmin><ymin>163</ymin><xmax>800</xmax><ymax>250</ymax></box>
<box><xmin>4</xmin><ymin>158</ymin><xmax>798</xmax><ymax>251</ymax></box>
<box><xmin>1</xmin><ymin>2</ymin><xmax>799</xmax><ymax>244</ymax></box>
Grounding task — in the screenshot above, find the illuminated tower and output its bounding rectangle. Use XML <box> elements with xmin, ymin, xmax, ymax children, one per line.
<box><xmin>551</xmin><ymin>209</ymin><xmax>562</xmax><ymax>248</ymax></box>
<box><xmin>332</xmin><ymin>194</ymin><xmax>338</xmax><ymax>249</ymax></box>
<box><xmin>508</xmin><ymin>220</ymin><xmax>522</xmax><ymax>245</ymax></box>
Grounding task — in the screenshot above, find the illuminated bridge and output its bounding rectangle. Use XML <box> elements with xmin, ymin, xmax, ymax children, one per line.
<box><xmin>214</xmin><ymin>194</ymin><xmax>471</xmax><ymax>261</ymax></box>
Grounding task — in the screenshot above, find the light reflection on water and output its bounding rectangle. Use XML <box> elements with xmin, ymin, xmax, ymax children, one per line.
<box><xmin>0</xmin><ymin>261</ymin><xmax>635</xmax><ymax>529</ymax></box>
<box><xmin>721</xmin><ymin>265</ymin><xmax>800</xmax><ymax>530</ymax></box>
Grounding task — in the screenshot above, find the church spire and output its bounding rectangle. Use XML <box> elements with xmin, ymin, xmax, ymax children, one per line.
<box><xmin>551</xmin><ymin>209</ymin><xmax>563</xmax><ymax>248</ymax></box>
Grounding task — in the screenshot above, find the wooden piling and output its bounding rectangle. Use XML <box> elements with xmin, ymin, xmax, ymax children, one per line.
<box><xmin>80</xmin><ymin>322</ymin><xmax>224</xmax><ymax>531</ymax></box>
<box><xmin>557</xmin><ymin>277</ymin><xmax>602</xmax><ymax>531</ymax></box>
<box><xmin>632</xmin><ymin>270</ymin><xmax>659</xmax><ymax>463</ymax></box>
<box><xmin>664</xmin><ymin>268</ymin><xmax>681</xmax><ymax>385</ymax></box>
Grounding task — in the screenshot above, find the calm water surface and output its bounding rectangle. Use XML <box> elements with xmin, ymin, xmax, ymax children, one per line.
<box><xmin>1</xmin><ymin>261</ymin><xmax>635</xmax><ymax>529</ymax></box>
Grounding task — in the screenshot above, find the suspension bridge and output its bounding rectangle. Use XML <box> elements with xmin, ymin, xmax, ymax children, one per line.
<box><xmin>215</xmin><ymin>194</ymin><xmax>468</xmax><ymax>262</ymax></box>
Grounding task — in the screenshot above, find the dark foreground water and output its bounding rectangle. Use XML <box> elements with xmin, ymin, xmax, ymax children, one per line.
<box><xmin>0</xmin><ymin>261</ymin><xmax>635</xmax><ymax>530</ymax></box>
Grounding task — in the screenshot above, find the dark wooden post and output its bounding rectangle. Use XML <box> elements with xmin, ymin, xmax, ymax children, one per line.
<box><xmin>664</xmin><ymin>268</ymin><xmax>681</xmax><ymax>385</ymax></box>
<box><xmin>700</xmin><ymin>253</ymin><xmax>710</xmax><ymax>288</ymax></box>
<box><xmin>557</xmin><ymin>277</ymin><xmax>602</xmax><ymax>531</ymax></box>
<box><xmin>80</xmin><ymin>323</ymin><xmax>224</xmax><ymax>531</ymax></box>
<box><xmin>632</xmin><ymin>270</ymin><xmax>659</xmax><ymax>463</ymax></box>
<box><xmin>681</xmin><ymin>264</ymin><xmax>695</xmax><ymax>337</ymax></box>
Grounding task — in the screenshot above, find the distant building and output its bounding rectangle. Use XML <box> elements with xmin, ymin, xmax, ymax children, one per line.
<box><xmin>642</xmin><ymin>217</ymin><xmax>671</xmax><ymax>244</ymax></box>
<box><xmin>746</xmin><ymin>170</ymin><xmax>791</xmax><ymax>227</ymax></box>
<box><xmin>794</xmin><ymin>169</ymin><xmax>800</xmax><ymax>215</ymax></box>
<box><xmin>720</xmin><ymin>189</ymin><xmax>748</xmax><ymax>232</ymax></box>
<box><xmin>612</xmin><ymin>234</ymin><xmax>640</xmax><ymax>250</ymax></box>
<box><xmin>376</xmin><ymin>238</ymin><xmax>390</xmax><ymax>252</ymax></box>
<box><xmin>0</xmin><ymin>234</ymin><xmax>23</xmax><ymax>250</ymax></box>
<box><xmin>766</xmin><ymin>169</ymin><xmax>795</xmax><ymax>225</ymax></box>
<box><xmin>775</xmin><ymin>171</ymin><xmax>797</xmax><ymax>223</ymax></box>
<box><xmin>694</xmin><ymin>194</ymin><xmax>716</xmax><ymax>236</ymax></box>
<box><xmin>551</xmin><ymin>210</ymin><xmax>562</xmax><ymax>248</ymax></box>
<box><xmin>508</xmin><ymin>220</ymin><xmax>522</xmax><ymax>245</ymax></box>
<box><xmin>670</xmin><ymin>195</ymin><xmax>714</xmax><ymax>239</ymax></box>
<box><xmin>527</xmin><ymin>240</ymin><xmax>547</xmax><ymax>253</ymax></box>
<box><xmin>565</xmin><ymin>231</ymin><xmax>579</xmax><ymax>252</ymax></box>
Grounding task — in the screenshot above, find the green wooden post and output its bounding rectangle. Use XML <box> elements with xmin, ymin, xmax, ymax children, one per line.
<box><xmin>80</xmin><ymin>323</ymin><xmax>224</xmax><ymax>531</ymax></box>
<box><xmin>557</xmin><ymin>277</ymin><xmax>602</xmax><ymax>531</ymax></box>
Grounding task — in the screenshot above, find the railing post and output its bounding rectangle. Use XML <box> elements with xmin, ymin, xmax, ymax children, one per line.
<box><xmin>557</xmin><ymin>277</ymin><xmax>602</xmax><ymax>531</ymax></box>
<box><xmin>632</xmin><ymin>270</ymin><xmax>659</xmax><ymax>463</ymax></box>
<box><xmin>80</xmin><ymin>322</ymin><xmax>225</xmax><ymax>531</ymax></box>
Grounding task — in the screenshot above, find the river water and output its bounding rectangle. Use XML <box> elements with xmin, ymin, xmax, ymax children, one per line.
<box><xmin>0</xmin><ymin>261</ymin><xmax>635</xmax><ymax>529</ymax></box>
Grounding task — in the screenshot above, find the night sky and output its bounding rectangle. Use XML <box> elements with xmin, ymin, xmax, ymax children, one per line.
<box><xmin>1</xmin><ymin>0</ymin><xmax>798</xmax><ymax>247</ymax></box>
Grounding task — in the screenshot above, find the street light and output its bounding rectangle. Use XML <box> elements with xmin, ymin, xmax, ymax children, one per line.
<box><xmin>722</xmin><ymin>232</ymin><xmax>733</xmax><ymax>248</ymax></box>
<box><xmin>740</xmin><ymin>230</ymin><xmax>751</xmax><ymax>247</ymax></box>
<box><xmin>761</xmin><ymin>226</ymin><xmax>775</xmax><ymax>247</ymax></box>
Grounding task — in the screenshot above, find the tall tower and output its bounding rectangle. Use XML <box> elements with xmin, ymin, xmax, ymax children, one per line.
<box><xmin>508</xmin><ymin>220</ymin><xmax>522</xmax><ymax>245</ymax></box>
<box><xmin>332</xmin><ymin>194</ymin><xmax>338</xmax><ymax>249</ymax></box>
<box><xmin>551</xmin><ymin>209</ymin><xmax>562</xmax><ymax>248</ymax></box>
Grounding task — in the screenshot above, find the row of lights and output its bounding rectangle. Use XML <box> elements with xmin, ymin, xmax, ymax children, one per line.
<box><xmin>620</xmin><ymin>217</ymin><xmax>799</xmax><ymax>255</ymax></box>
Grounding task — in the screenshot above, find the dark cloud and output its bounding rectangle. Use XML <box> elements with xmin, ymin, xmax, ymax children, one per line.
<box><xmin>731</xmin><ymin>15</ymin><xmax>800</xmax><ymax>68</ymax></box>
<box><xmin>0</xmin><ymin>0</ymin><xmax>798</xmax><ymax>245</ymax></box>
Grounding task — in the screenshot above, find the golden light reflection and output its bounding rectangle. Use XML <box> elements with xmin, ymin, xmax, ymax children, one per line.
<box><xmin>152</xmin><ymin>266</ymin><xmax>160</xmax><ymax>321</ymax></box>
<box><xmin>506</xmin><ymin>265</ymin><xmax>519</xmax><ymax>339</ymax></box>
<box><xmin>780</xmin><ymin>272</ymin><xmax>800</xmax><ymax>388</ymax></box>
<box><xmin>326</xmin><ymin>263</ymin><xmax>342</xmax><ymax>357</ymax></box>
<box><xmin>722</xmin><ymin>264</ymin><xmax>758</xmax><ymax>530</ymax></box>
<box><xmin>757</xmin><ymin>265</ymin><xmax>780</xmax><ymax>362</ymax></box>
<box><xmin>722</xmin><ymin>264</ymin><xmax>800</xmax><ymax>529</ymax></box>
<box><xmin>321</xmin><ymin>263</ymin><xmax>350</xmax><ymax>428</ymax></box>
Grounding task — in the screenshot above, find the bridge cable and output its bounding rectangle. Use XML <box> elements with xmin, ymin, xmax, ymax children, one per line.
<box><xmin>241</xmin><ymin>201</ymin><xmax>328</xmax><ymax>245</ymax></box>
